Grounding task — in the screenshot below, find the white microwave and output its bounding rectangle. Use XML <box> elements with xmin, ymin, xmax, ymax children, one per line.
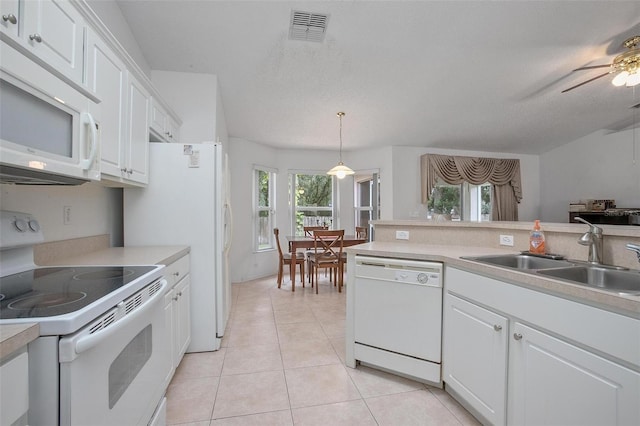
<box><xmin>0</xmin><ymin>43</ymin><xmax>100</xmax><ymax>185</ymax></box>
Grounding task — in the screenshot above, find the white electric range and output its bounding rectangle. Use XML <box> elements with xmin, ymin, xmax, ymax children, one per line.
<box><xmin>0</xmin><ymin>211</ymin><xmax>170</xmax><ymax>426</ymax></box>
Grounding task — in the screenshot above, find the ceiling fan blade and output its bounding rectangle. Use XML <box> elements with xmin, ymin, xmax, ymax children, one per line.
<box><xmin>561</xmin><ymin>72</ymin><xmax>611</xmax><ymax>93</ymax></box>
<box><xmin>572</xmin><ymin>64</ymin><xmax>612</xmax><ymax>71</ymax></box>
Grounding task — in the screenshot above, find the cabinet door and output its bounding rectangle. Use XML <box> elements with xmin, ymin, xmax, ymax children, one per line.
<box><xmin>126</xmin><ymin>74</ymin><xmax>150</xmax><ymax>184</ymax></box>
<box><xmin>22</xmin><ymin>0</ymin><xmax>85</xmax><ymax>83</ymax></box>
<box><xmin>85</xmin><ymin>29</ymin><xmax>127</xmax><ymax>178</ymax></box>
<box><xmin>163</xmin><ymin>290</ymin><xmax>176</xmax><ymax>386</ymax></box>
<box><xmin>174</xmin><ymin>275</ymin><xmax>191</xmax><ymax>364</ymax></box>
<box><xmin>0</xmin><ymin>0</ymin><xmax>20</xmax><ymax>39</ymax></box>
<box><xmin>509</xmin><ymin>322</ymin><xmax>640</xmax><ymax>426</ymax></box>
<box><xmin>149</xmin><ymin>99</ymin><xmax>167</xmax><ymax>135</ymax></box>
<box><xmin>443</xmin><ymin>293</ymin><xmax>508</xmax><ymax>426</ymax></box>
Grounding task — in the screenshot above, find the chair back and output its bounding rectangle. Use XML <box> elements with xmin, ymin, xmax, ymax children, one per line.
<box><xmin>274</xmin><ymin>228</ymin><xmax>284</xmax><ymax>258</ymax></box>
<box><xmin>356</xmin><ymin>226</ymin><xmax>368</xmax><ymax>240</ymax></box>
<box><xmin>312</xmin><ymin>229</ymin><xmax>345</xmax><ymax>261</ymax></box>
<box><xmin>304</xmin><ymin>225</ymin><xmax>329</xmax><ymax>237</ymax></box>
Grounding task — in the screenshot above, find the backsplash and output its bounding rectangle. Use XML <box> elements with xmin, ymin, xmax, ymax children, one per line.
<box><xmin>373</xmin><ymin>221</ymin><xmax>640</xmax><ymax>270</ymax></box>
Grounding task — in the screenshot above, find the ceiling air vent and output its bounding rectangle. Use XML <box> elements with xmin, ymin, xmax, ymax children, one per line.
<box><xmin>289</xmin><ymin>10</ymin><xmax>329</xmax><ymax>43</ymax></box>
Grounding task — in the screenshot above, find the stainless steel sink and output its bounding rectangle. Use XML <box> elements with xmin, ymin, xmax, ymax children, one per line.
<box><xmin>537</xmin><ymin>266</ymin><xmax>640</xmax><ymax>295</ymax></box>
<box><xmin>463</xmin><ymin>254</ymin><xmax>575</xmax><ymax>270</ymax></box>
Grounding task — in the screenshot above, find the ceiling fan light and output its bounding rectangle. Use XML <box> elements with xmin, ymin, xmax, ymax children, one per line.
<box><xmin>612</xmin><ymin>71</ymin><xmax>629</xmax><ymax>86</ymax></box>
<box><xmin>625</xmin><ymin>72</ymin><xmax>640</xmax><ymax>87</ymax></box>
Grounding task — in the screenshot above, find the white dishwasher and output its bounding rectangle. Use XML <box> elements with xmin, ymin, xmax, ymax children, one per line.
<box><xmin>352</xmin><ymin>255</ymin><xmax>443</xmax><ymax>385</ymax></box>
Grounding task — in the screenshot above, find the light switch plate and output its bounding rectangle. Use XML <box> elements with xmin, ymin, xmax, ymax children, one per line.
<box><xmin>500</xmin><ymin>234</ymin><xmax>514</xmax><ymax>246</ymax></box>
<box><xmin>396</xmin><ymin>230</ymin><xmax>410</xmax><ymax>240</ymax></box>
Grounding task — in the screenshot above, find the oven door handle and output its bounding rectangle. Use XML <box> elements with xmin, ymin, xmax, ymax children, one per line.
<box><xmin>63</xmin><ymin>279</ymin><xmax>168</xmax><ymax>361</ymax></box>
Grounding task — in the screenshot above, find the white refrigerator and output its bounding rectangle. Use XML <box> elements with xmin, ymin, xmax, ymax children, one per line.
<box><xmin>124</xmin><ymin>142</ymin><xmax>232</xmax><ymax>352</ymax></box>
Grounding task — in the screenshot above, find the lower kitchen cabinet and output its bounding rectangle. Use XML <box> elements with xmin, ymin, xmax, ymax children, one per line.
<box><xmin>163</xmin><ymin>254</ymin><xmax>191</xmax><ymax>381</ymax></box>
<box><xmin>443</xmin><ymin>293</ymin><xmax>508</xmax><ymax>426</ymax></box>
<box><xmin>444</xmin><ymin>267</ymin><xmax>640</xmax><ymax>426</ymax></box>
<box><xmin>509</xmin><ymin>322</ymin><xmax>640</xmax><ymax>426</ymax></box>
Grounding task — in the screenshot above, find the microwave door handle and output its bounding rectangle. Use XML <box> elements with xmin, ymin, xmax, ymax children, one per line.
<box><xmin>63</xmin><ymin>279</ymin><xmax>168</xmax><ymax>361</ymax></box>
<box><xmin>79</xmin><ymin>112</ymin><xmax>98</xmax><ymax>170</ymax></box>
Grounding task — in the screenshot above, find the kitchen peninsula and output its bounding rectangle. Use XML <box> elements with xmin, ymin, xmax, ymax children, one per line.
<box><xmin>345</xmin><ymin>220</ymin><xmax>640</xmax><ymax>425</ymax></box>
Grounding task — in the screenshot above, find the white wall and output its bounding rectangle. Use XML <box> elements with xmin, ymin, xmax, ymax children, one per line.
<box><xmin>540</xmin><ymin>128</ymin><xmax>640</xmax><ymax>222</ymax></box>
<box><xmin>0</xmin><ymin>183</ymin><xmax>123</xmax><ymax>246</ymax></box>
<box><xmin>85</xmin><ymin>0</ymin><xmax>151</xmax><ymax>77</ymax></box>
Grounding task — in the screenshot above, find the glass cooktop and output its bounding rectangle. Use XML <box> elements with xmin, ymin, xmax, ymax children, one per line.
<box><xmin>0</xmin><ymin>266</ymin><xmax>157</xmax><ymax>320</ymax></box>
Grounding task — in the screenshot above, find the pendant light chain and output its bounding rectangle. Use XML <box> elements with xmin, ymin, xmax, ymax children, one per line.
<box><xmin>327</xmin><ymin>111</ymin><xmax>354</xmax><ymax>179</ymax></box>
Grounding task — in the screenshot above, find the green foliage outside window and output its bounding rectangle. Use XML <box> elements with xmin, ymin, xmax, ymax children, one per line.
<box><xmin>428</xmin><ymin>185</ymin><xmax>461</xmax><ymax>214</ymax></box>
<box><xmin>294</xmin><ymin>174</ymin><xmax>333</xmax><ymax>232</ymax></box>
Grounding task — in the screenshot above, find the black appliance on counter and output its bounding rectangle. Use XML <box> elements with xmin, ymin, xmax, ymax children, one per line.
<box><xmin>569</xmin><ymin>209</ymin><xmax>640</xmax><ymax>226</ymax></box>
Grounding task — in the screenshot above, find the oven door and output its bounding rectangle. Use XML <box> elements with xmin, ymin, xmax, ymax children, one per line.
<box><xmin>58</xmin><ymin>279</ymin><xmax>170</xmax><ymax>426</ymax></box>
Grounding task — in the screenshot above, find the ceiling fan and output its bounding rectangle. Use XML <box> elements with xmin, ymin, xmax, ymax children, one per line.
<box><xmin>562</xmin><ymin>35</ymin><xmax>640</xmax><ymax>93</ymax></box>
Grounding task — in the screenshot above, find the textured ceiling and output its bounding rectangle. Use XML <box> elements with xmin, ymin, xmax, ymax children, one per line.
<box><xmin>115</xmin><ymin>1</ymin><xmax>640</xmax><ymax>155</ymax></box>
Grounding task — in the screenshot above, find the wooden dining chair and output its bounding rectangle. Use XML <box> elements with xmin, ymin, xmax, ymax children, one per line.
<box><xmin>274</xmin><ymin>228</ymin><xmax>305</xmax><ymax>291</ymax></box>
<box><xmin>303</xmin><ymin>225</ymin><xmax>328</xmax><ymax>283</ymax></box>
<box><xmin>356</xmin><ymin>226</ymin><xmax>368</xmax><ymax>240</ymax></box>
<box><xmin>309</xmin><ymin>229</ymin><xmax>345</xmax><ymax>294</ymax></box>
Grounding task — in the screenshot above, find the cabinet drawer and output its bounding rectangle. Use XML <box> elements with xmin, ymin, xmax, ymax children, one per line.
<box><xmin>164</xmin><ymin>254</ymin><xmax>190</xmax><ymax>287</ymax></box>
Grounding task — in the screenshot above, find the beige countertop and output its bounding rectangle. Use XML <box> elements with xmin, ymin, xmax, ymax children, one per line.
<box><xmin>346</xmin><ymin>242</ymin><xmax>640</xmax><ymax>318</ymax></box>
<box><xmin>39</xmin><ymin>245</ymin><xmax>190</xmax><ymax>267</ymax></box>
<box><xmin>0</xmin><ymin>323</ymin><xmax>39</xmax><ymax>359</ymax></box>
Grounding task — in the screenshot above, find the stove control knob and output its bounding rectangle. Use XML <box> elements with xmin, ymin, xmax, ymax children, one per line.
<box><xmin>28</xmin><ymin>219</ymin><xmax>40</xmax><ymax>232</ymax></box>
<box><xmin>14</xmin><ymin>218</ymin><xmax>28</xmax><ymax>232</ymax></box>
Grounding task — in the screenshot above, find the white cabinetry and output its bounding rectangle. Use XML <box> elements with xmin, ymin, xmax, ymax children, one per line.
<box><xmin>509</xmin><ymin>322</ymin><xmax>640</xmax><ymax>426</ymax></box>
<box><xmin>150</xmin><ymin>98</ymin><xmax>180</xmax><ymax>143</ymax></box>
<box><xmin>85</xmin><ymin>28</ymin><xmax>127</xmax><ymax>178</ymax></box>
<box><xmin>0</xmin><ymin>0</ymin><xmax>85</xmax><ymax>84</ymax></box>
<box><xmin>0</xmin><ymin>350</ymin><xmax>29</xmax><ymax>426</ymax></box>
<box><xmin>163</xmin><ymin>254</ymin><xmax>191</xmax><ymax>380</ymax></box>
<box><xmin>124</xmin><ymin>75</ymin><xmax>151</xmax><ymax>185</ymax></box>
<box><xmin>443</xmin><ymin>294</ymin><xmax>508</xmax><ymax>426</ymax></box>
<box><xmin>444</xmin><ymin>267</ymin><xmax>640</xmax><ymax>426</ymax></box>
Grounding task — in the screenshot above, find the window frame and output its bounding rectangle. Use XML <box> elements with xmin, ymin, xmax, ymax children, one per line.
<box><xmin>289</xmin><ymin>171</ymin><xmax>336</xmax><ymax>236</ymax></box>
<box><xmin>428</xmin><ymin>179</ymin><xmax>492</xmax><ymax>222</ymax></box>
<box><xmin>253</xmin><ymin>165</ymin><xmax>277</xmax><ymax>252</ymax></box>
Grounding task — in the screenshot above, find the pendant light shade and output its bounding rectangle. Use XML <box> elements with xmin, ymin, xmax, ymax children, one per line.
<box><xmin>327</xmin><ymin>112</ymin><xmax>354</xmax><ymax>179</ymax></box>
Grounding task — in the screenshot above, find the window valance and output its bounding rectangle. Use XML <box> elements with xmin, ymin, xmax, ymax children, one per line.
<box><xmin>421</xmin><ymin>154</ymin><xmax>523</xmax><ymax>221</ymax></box>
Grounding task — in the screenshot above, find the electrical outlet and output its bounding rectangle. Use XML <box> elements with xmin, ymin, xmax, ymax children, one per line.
<box><xmin>500</xmin><ymin>234</ymin><xmax>514</xmax><ymax>246</ymax></box>
<box><xmin>396</xmin><ymin>230</ymin><xmax>410</xmax><ymax>240</ymax></box>
<box><xmin>63</xmin><ymin>206</ymin><xmax>72</xmax><ymax>225</ymax></box>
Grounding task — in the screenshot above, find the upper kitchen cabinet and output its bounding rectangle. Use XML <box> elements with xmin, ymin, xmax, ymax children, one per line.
<box><xmin>150</xmin><ymin>98</ymin><xmax>181</xmax><ymax>143</ymax></box>
<box><xmin>0</xmin><ymin>0</ymin><xmax>85</xmax><ymax>86</ymax></box>
<box><xmin>85</xmin><ymin>28</ymin><xmax>127</xmax><ymax>179</ymax></box>
<box><xmin>124</xmin><ymin>73</ymin><xmax>151</xmax><ymax>185</ymax></box>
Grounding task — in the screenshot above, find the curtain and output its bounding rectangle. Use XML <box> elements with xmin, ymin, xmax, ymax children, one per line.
<box><xmin>420</xmin><ymin>154</ymin><xmax>522</xmax><ymax>221</ymax></box>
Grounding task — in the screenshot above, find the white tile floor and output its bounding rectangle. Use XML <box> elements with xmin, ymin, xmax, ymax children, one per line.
<box><xmin>166</xmin><ymin>272</ymin><xmax>481</xmax><ymax>425</ymax></box>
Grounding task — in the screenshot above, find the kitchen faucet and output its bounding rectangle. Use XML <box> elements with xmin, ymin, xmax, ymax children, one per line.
<box><xmin>574</xmin><ymin>217</ymin><xmax>603</xmax><ymax>264</ymax></box>
<box><xmin>627</xmin><ymin>243</ymin><xmax>640</xmax><ymax>264</ymax></box>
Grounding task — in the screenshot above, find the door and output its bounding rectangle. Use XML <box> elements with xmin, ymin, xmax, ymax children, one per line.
<box><xmin>509</xmin><ymin>322</ymin><xmax>640</xmax><ymax>425</ymax></box>
<box><xmin>22</xmin><ymin>0</ymin><xmax>85</xmax><ymax>83</ymax></box>
<box><xmin>58</xmin><ymin>280</ymin><xmax>171</xmax><ymax>426</ymax></box>
<box><xmin>86</xmin><ymin>28</ymin><xmax>127</xmax><ymax>178</ymax></box>
<box><xmin>126</xmin><ymin>73</ymin><xmax>150</xmax><ymax>184</ymax></box>
<box><xmin>443</xmin><ymin>293</ymin><xmax>508</xmax><ymax>426</ymax></box>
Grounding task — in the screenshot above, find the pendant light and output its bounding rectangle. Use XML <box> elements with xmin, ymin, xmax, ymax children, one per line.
<box><xmin>327</xmin><ymin>112</ymin><xmax>354</xmax><ymax>179</ymax></box>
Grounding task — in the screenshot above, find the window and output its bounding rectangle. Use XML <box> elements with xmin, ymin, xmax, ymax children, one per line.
<box><xmin>354</xmin><ymin>171</ymin><xmax>379</xmax><ymax>241</ymax></box>
<box><xmin>290</xmin><ymin>172</ymin><xmax>334</xmax><ymax>235</ymax></box>
<box><xmin>254</xmin><ymin>167</ymin><xmax>276</xmax><ymax>251</ymax></box>
<box><xmin>427</xmin><ymin>179</ymin><xmax>491</xmax><ymax>221</ymax></box>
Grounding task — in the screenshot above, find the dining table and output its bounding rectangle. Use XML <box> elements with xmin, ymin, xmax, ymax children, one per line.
<box><xmin>285</xmin><ymin>234</ymin><xmax>367</xmax><ymax>291</ymax></box>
